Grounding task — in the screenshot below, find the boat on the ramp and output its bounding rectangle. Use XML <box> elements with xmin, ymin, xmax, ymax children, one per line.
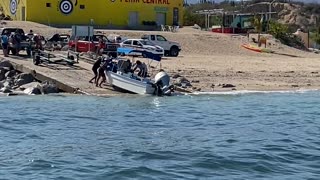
<box><xmin>106</xmin><ymin>47</ymin><xmax>173</xmax><ymax>96</ymax></box>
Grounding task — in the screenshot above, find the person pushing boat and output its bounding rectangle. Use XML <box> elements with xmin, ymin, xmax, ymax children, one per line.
<box><xmin>89</xmin><ymin>56</ymin><xmax>102</xmax><ymax>84</ymax></box>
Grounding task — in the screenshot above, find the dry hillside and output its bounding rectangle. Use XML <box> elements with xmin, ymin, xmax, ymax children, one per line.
<box><xmin>244</xmin><ymin>2</ymin><xmax>320</xmax><ymax>30</ymax></box>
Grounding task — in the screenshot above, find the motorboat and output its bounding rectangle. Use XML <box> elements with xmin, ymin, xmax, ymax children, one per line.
<box><xmin>106</xmin><ymin>47</ymin><xmax>173</xmax><ymax>96</ymax></box>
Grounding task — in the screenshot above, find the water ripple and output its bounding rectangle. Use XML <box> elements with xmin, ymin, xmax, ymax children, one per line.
<box><xmin>1</xmin><ymin>92</ymin><xmax>320</xmax><ymax>179</ymax></box>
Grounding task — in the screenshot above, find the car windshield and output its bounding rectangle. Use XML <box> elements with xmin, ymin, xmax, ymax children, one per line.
<box><xmin>2</xmin><ymin>28</ymin><xmax>24</xmax><ymax>35</ymax></box>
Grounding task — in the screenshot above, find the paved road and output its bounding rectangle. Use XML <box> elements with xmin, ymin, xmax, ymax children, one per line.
<box><xmin>0</xmin><ymin>51</ymin><xmax>121</xmax><ymax>96</ymax></box>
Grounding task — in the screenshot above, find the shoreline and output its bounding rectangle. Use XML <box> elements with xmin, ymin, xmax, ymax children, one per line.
<box><xmin>1</xmin><ymin>21</ymin><xmax>320</xmax><ymax>96</ymax></box>
<box><xmin>2</xmin><ymin>51</ymin><xmax>320</xmax><ymax>96</ymax></box>
<box><xmin>2</xmin><ymin>88</ymin><xmax>319</xmax><ymax>98</ymax></box>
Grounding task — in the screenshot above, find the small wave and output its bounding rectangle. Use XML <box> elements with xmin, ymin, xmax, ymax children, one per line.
<box><xmin>21</xmin><ymin>159</ymin><xmax>56</xmax><ymax>171</ymax></box>
<box><xmin>191</xmin><ymin>89</ymin><xmax>320</xmax><ymax>95</ymax></box>
<box><xmin>101</xmin><ymin>166</ymin><xmax>180</xmax><ymax>179</ymax></box>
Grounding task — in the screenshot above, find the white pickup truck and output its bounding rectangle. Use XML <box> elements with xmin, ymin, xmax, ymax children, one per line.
<box><xmin>141</xmin><ymin>34</ymin><xmax>181</xmax><ymax>57</ymax></box>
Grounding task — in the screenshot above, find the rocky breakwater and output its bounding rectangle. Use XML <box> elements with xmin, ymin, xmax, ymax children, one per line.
<box><xmin>0</xmin><ymin>60</ymin><xmax>59</xmax><ymax>96</ymax></box>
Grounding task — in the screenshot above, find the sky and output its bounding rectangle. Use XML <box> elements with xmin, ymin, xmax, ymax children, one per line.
<box><xmin>187</xmin><ymin>0</ymin><xmax>319</xmax><ymax>3</ymax></box>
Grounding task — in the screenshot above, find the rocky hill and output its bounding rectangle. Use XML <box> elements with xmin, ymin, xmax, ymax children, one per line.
<box><xmin>244</xmin><ymin>2</ymin><xmax>320</xmax><ymax>30</ymax></box>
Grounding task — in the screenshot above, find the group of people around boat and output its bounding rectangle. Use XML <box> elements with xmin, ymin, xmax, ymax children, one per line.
<box><xmin>1</xmin><ymin>29</ymin><xmax>43</xmax><ymax>57</ymax></box>
<box><xmin>89</xmin><ymin>54</ymin><xmax>149</xmax><ymax>88</ymax></box>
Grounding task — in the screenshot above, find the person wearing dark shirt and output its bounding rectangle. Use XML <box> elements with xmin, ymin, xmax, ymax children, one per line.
<box><xmin>89</xmin><ymin>57</ymin><xmax>102</xmax><ymax>84</ymax></box>
<box><xmin>132</xmin><ymin>60</ymin><xmax>148</xmax><ymax>78</ymax></box>
<box><xmin>13</xmin><ymin>30</ymin><xmax>22</xmax><ymax>55</ymax></box>
<box><xmin>1</xmin><ymin>30</ymin><xmax>9</xmax><ymax>57</ymax></box>
<box><xmin>26</xmin><ymin>30</ymin><xmax>34</xmax><ymax>40</ymax></box>
<box><xmin>96</xmin><ymin>57</ymin><xmax>112</xmax><ymax>87</ymax></box>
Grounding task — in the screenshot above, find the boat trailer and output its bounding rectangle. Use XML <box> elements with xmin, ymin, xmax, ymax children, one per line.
<box><xmin>32</xmin><ymin>49</ymin><xmax>79</xmax><ymax>66</ymax></box>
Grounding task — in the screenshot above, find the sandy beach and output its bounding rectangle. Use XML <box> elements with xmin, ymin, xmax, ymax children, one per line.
<box><xmin>1</xmin><ymin>20</ymin><xmax>320</xmax><ymax>93</ymax></box>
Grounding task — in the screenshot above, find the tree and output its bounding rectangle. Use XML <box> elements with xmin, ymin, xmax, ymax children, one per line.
<box><xmin>268</xmin><ymin>20</ymin><xmax>288</xmax><ymax>39</ymax></box>
<box><xmin>311</xmin><ymin>27</ymin><xmax>320</xmax><ymax>45</ymax></box>
<box><xmin>252</xmin><ymin>15</ymin><xmax>264</xmax><ymax>42</ymax></box>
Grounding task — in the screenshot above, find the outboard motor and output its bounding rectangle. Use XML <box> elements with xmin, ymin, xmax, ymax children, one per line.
<box><xmin>154</xmin><ymin>71</ymin><xmax>174</xmax><ymax>96</ymax></box>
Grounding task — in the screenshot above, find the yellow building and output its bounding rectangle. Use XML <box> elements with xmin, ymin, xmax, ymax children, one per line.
<box><xmin>0</xmin><ymin>0</ymin><xmax>183</xmax><ymax>29</ymax></box>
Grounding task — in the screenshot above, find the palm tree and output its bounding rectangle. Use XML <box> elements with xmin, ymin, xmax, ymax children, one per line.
<box><xmin>253</xmin><ymin>14</ymin><xmax>264</xmax><ymax>43</ymax></box>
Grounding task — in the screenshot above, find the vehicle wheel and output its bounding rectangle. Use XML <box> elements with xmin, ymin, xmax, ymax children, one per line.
<box><xmin>33</xmin><ymin>54</ymin><xmax>41</xmax><ymax>65</ymax></box>
<box><xmin>164</xmin><ymin>50</ymin><xmax>170</xmax><ymax>56</ymax></box>
<box><xmin>170</xmin><ymin>46</ymin><xmax>179</xmax><ymax>57</ymax></box>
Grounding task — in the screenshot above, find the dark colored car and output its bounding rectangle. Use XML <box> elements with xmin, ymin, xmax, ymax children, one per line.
<box><xmin>0</xmin><ymin>27</ymin><xmax>32</xmax><ymax>55</ymax></box>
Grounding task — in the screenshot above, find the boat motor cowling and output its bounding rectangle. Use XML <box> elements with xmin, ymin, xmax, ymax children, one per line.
<box><xmin>154</xmin><ymin>71</ymin><xmax>173</xmax><ymax>96</ymax></box>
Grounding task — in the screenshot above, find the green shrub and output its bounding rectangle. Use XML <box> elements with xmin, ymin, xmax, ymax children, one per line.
<box><xmin>268</xmin><ymin>20</ymin><xmax>288</xmax><ymax>39</ymax></box>
<box><xmin>311</xmin><ymin>27</ymin><xmax>320</xmax><ymax>45</ymax></box>
<box><xmin>269</xmin><ymin>20</ymin><xmax>307</xmax><ymax>50</ymax></box>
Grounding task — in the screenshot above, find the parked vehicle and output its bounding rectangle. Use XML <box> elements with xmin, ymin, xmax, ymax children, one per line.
<box><xmin>0</xmin><ymin>27</ymin><xmax>32</xmax><ymax>55</ymax></box>
<box><xmin>119</xmin><ymin>38</ymin><xmax>164</xmax><ymax>57</ymax></box>
<box><xmin>45</xmin><ymin>33</ymin><xmax>70</xmax><ymax>50</ymax></box>
<box><xmin>141</xmin><ymin>34</ymin><xmax>181</xmax><ymax>57</ymax></box>
<box><xmin>47</xmin><ymin>33</ymin><xmax>70</xmax><ymax>44</ymax></box>
<box><xmin>107</xmin><ymin>34</ymin><xmax>123</xmax><ymax>43</ymax></box>
<box><xmin>68</xmin><ymin>34</ymin><xmax>119</xmax><ymax>57</ymax></box>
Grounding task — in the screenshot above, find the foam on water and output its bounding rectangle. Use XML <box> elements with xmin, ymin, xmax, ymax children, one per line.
<box><xmin>191</xmin><ymin>88</ymin><xmax>320</xmax><ymax>95</ymax></box>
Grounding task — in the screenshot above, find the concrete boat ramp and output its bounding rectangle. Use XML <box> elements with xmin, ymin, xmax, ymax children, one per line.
<box><xmin>0</xmin><ymin>52</ymin><xmax>121</xmax><ymax>96</ymax></box>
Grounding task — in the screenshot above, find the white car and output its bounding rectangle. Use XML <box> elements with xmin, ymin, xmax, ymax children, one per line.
<box><xmin>120</xmin><ymin>39</ymin><xmax>164</xmax><ymax>57</ymax></box>
<box><xmin>141</xmin><ymin>34</ymin><xmax>181</xmax><ymax>57</ymax></box>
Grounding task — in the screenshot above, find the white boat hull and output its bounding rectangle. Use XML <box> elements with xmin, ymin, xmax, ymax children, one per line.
<box><xmin>107</xmin><ymin>72</ymin><xmax>156</xmax><ymax>95</ymax></box>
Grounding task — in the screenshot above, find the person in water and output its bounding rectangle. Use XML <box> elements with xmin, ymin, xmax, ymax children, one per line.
<box><xmin>89</xmin><ymin>56</ymin><xmax>102</xmax><ymax>84</ymax></box>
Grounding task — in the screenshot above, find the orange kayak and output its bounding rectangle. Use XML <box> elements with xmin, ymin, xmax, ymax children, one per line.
<box><xmin>241</xmin><ymin>44</ymin><xmax>262</xmax><ymax>53</ymax></box>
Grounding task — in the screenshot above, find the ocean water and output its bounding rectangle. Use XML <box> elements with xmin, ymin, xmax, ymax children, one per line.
<box><xmin>0</xmin><ymin>91</ymin><xmax>320</xmax><ymax>180</ymax></box>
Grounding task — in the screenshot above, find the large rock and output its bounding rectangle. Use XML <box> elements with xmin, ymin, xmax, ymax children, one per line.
<box><xmin>40</xmin><ymin>81</ymin><xmax>59</xmax><ymax>94</ymax></box>
<box><xmin>222</xmin><ymin>84</ymin><xmax>236</xmax><ymax>88</ymax></box>
<box><xmin>0</xmin><ymin>60</ymin><xmax>14</xmax><ymax>71</ymax></box>
<box><xmin>3</xmin><ymin>79</ymin><xmax>13</xmax><ymax>89</ymax></box>
<box><xmin>20</xmin><ymin>82</ymin><xmax>42</xmax><ymax>95</ymax></box>
<box><xmin>0</xmin><ymin>86</ymin><xmax>12</xmax><ymax>93</ymax></box>
<box><xmin>23</xmin><ymin>87</ymin><xmax>42</xmax><ymax>95</ymax></box>
<box><xmin>14</xmin><ymin>73</ymin><xmax>34</xmax><ymax>87</ymax></box>
<box><xmin>5</xmin><ymin>70</ymin><xmax>16</xmax><ymax>78</ymax></box>
<box><xmin>15</xmin><ymin>73</ymin><xmax>34</xmax><ymax>81</ymax></box>
<box><xmin>0</xmin><ymin>69</ymin><xmax>6</xmax><ymax>81</ymax></box>
<box><xmin>19</xmin><ymin>82</ymin><xmax>41</xmax><ymax>91</ymax></box>
<box><xmin>176</xmin><ymin>77</ymin><xmax>192</xmax><ymax>87</ymax></box>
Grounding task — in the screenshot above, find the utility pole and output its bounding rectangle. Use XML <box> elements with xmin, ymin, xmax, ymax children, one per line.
<box><xmin>269</xmin><ymin>0</ymin><xmax>276</xmax><ymax>20</ymax></box>
<box><xmin>268</xmin><ymin>0</ymin><xmax>277</xmax><ymax>32</ymax></box>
